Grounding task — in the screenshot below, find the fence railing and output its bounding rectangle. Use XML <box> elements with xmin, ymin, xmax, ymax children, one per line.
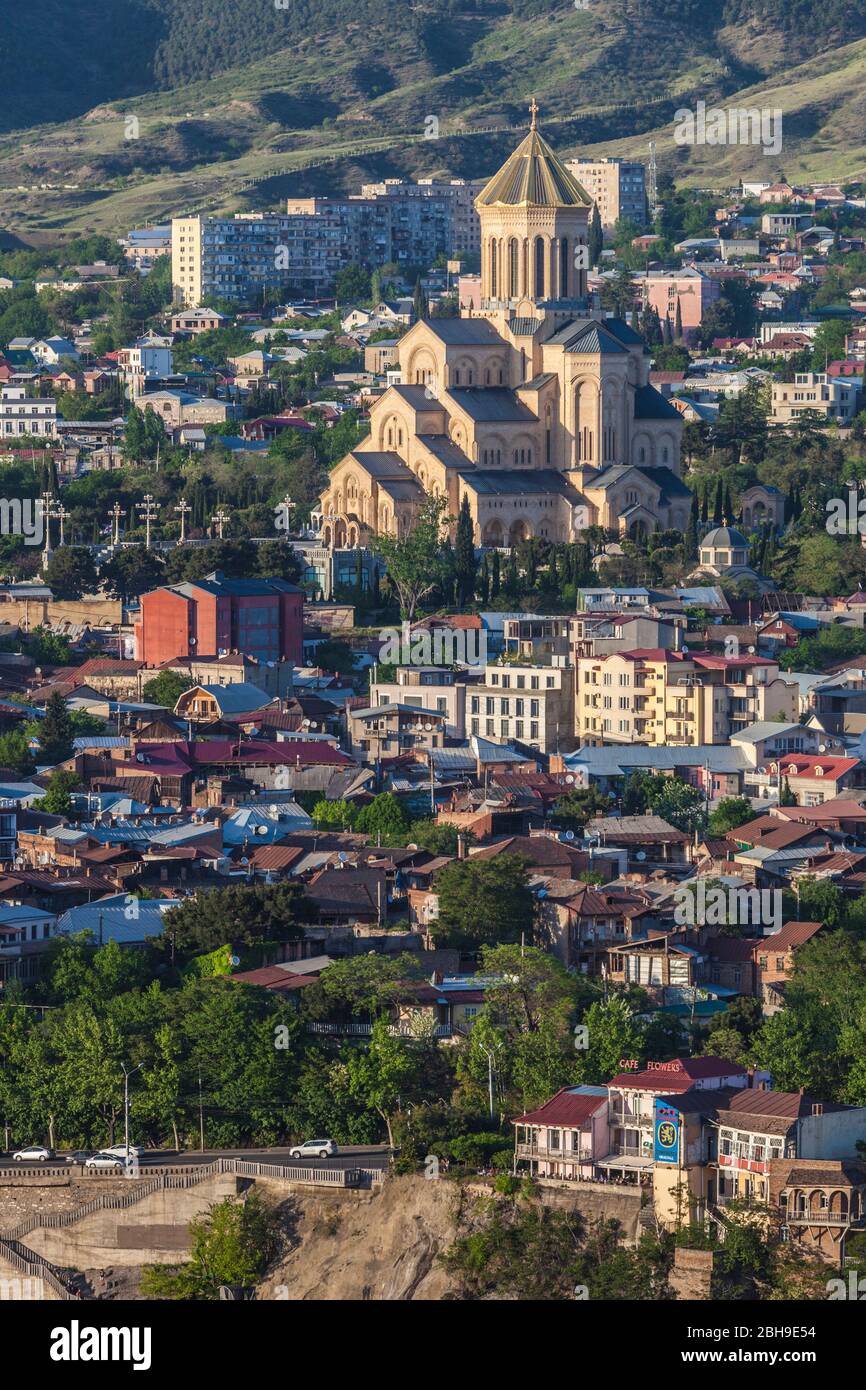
<box><xmin>0</xmin><ymin>1236</ymin><xmax>77</xmax><ymax>1300</ymax></box>
<box><xmin>2</xmin><ymin>1158</ymin><xmax>378</xmax><ymax>1240</ymax></box>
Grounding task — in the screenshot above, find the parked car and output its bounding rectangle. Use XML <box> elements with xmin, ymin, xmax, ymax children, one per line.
<box><xmin>100</xmin><ymin>1145</ymin><xmax>143</xmax><ymax>1160</ymax></box>
<box><xmin>85</xmin><ymin>1153</ymin><xmax>127</xmax><ymax>1170</ymax></box>
<box><xmin>12</xmin><ymin>1146</ymin><xmax>53</xmax><ymax>1162</ymax></box>
<box><xmin>288</xmin><ymin>1139</ymin><xmax>338</xmax><ymax>1159</ymax></box>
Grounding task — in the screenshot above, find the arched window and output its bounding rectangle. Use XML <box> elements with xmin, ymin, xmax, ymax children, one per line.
<box><xmin>490</xmin><ymin>240</ymin><xmax>498</xmax><ymax>298</ymax></box>
<box><xmin>509</xmin><ymin>239</ymin><xmax>519</xmax><ymax>298</ymax></box>
<box><xmin>560</xmin><ymin>237</ymin><xmax>569</xmax><ymax>297</ymax></box>
<box><xmin>535</xmin><ymin>237</ymin><xmax>545</xmax><ymax>298</ymax></box>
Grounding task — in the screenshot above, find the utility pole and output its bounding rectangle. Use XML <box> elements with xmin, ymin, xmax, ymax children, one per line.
<box><xmin>121</xmin><ymin>1061</ymin><xmax>142</xmax><ymax>1158</ymax></box>
<box><xmin>211</xmin><ymin>507</ymin><xmax>230</xmax><ymax>540</ymax></box>
<box><xmin>198</xmin><ymin>1074</ymin><xmax>205</xmax><ymax>1152</ymax></box>
<box><xmin>174</xmin><ymin>498</ymin><xmax>192</xmax><ymax>542</ymax></box>
<box><xmin>108</xmin><ymin>501</ymin><xmax>126</xmax><ymax>548</ymax></box>
<box><xmin>137</xmin><ymin>493</ymin><xmax>158</xmax><ymax>550</ymax></box>
<box><xmin>477</xmin><ymin>1041</ymin><xmax>501</xmax><ymax>1122</ymax></box>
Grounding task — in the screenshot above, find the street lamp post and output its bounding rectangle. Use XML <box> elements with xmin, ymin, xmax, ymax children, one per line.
<box><xmin>477</xmin><ymin>1040</ymin><xmax>502</xmax><ymax>1123</ymax></box>
<box><xmin>108</xmin><ymin>502</ymin><xmax>126</xmax><ymax>548</ymax></box>
<box><xmin>137</xmin><ymin>494</ymin><xmax>158</xmax><ymax>550</ymax></box>
<box><xmin>211</xmin><ymin>508</ymin><xmax>230</xmax><ymax>540</ymax></box>
<box><xmin>121</xmin><ymin>1061</ymin><xmax>143</xmax><ymax>1159</ymax></box>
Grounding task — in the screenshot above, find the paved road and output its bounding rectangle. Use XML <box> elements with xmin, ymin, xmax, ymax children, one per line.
<box><xmin>0</xmin><ymin>1145</ymin><xmax>390</xmax><ymax>1172</ymax></box>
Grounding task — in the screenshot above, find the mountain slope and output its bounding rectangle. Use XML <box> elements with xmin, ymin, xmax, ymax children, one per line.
<box><xmin>2</xmin><ymin>0</ymin><xmax>865</xmax><ymax>240</ymax></box>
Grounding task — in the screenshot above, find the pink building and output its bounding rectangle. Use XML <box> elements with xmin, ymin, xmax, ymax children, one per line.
<box><xmin>634</xmin><ymin>269</ymin><xmax>720</xmax><ymax>345</ymax></box>
<box><xmin>458</xmin><ymin>273</ymin><xmax>482</xmax><ymax>312</ymax></box>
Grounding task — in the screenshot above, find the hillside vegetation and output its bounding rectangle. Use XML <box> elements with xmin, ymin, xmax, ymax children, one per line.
<box><xmin>2</xmin><ymin>0</ymin><xmax>865</xmax><ymax>239</ymax></box>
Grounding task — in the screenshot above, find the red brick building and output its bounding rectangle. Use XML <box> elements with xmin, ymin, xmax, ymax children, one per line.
<box><xmin>135</xmin><ymin>571</ymin><xmax>303</xmax><ymax>667</ymax></box>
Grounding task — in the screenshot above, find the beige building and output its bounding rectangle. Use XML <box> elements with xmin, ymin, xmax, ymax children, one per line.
<box><xmin>368</xmin><ymin>666</ymin><xmax>471</xmax><ymax>740</ymax></box>
<box><xmin>467</xmin><ymin>660</ymin><xmax>575</xmax><ymax>754</ymax></box>
<box><xmin>316</xmin><ymin>105</ymin><xmax>685</xmax><ymax>552</ymax></box>
<box><xmin>771</xmin><ymin>372</ymin><xmax>861</xmax><ymax>426</ymax></box>
<box><xmin>169</xmin><ymin>303</ymin><xmax>228</xmax><ymax>335</ymax></box>
<box><xmin>564</xmin><ymin>157</ymin><xmax>647</xmax><ymax>233</ymax></box>
<box><xmin>576</xmin><ymin>649</ymin><xmax>797</xmax><ymax>746</ymax></box>
<box><xmin>364</xmin><ymin>340</ymin><xmax>400</xmax><ymax>375</ymax></box>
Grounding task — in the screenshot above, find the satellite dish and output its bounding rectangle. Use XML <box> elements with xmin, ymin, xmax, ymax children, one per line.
<box><xmin>309</xmin><ymin>721</ymin><xmax>318</xmax><ymax>730</ymax></box>
<box><xmin>682</xmin><ymin>645</ymin><xmax>689</xmax><ymax>654</ymax></box>
<box><xmin>564</xmin><ymin>830</ymin><xmax>575</xmax><ymax>841</ymax></box>
<box><xmin>230</xmin><ymin>955</ymin><xmax>240</xmax><ymax>966</ymax></box>
<box><xmin>256</xmin><ymin>825</ymin><xmax>269</xmax><ymax>835</ymax></box>
<box><xmin>536</xmin><ymin>888</ymin><xmax>548</xmax><ymax>899</ymax></box>
<box><xmin>818</xmin><ymin>744</ymin><xmax>827</xmax><ymax>754</ymax></box>
<box><xmin>758</xmin><ymin>766</ymin><xmax>767</xmax><ymax>776</ymax></box>
<box><xmin>425</xmin><ymin>723</ymin><xmax>433</xmax><ymax>732</ymax></box>
<box><xmin>565</xmin><ymin>774</ymin><xmax>575</xmax><ymax>784</ymax></box>
<box><xmin>748</xmin><ymin>645</ymin><xmax>756</xmax><ymax>655</ymax></box>
<box><xmin>302</xmin><ymin>718</ymin><xmax>310</xmax><ymax>728</ymax></box>
<box><xmin>338</xmin><ymin>851</ymin><xmax>349</xmax><ymax>863</ymax></box>
<box><xmin>636</xmin><ymin>850</ymin><xmax>647</xmax><ymax>862</ymax></box>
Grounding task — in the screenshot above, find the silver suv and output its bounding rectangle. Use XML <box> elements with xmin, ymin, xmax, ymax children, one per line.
<box><xmin>288</xmin><ymin>1139</ymin><xmax>338</xmax><ymax>1159</ymax></box>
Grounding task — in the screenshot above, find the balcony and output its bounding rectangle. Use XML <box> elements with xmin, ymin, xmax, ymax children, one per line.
<box><xmin>609</xmin><ymin>1109</ymin><xmax>650</xmax><ymax>1128</ymax></box>
<box><xmin>516</xmin><ymin>1143</ymin><xmax>593</xmax><ymax>1162</ymax></box>
<box><xmin>783</xmin><ymin>1206</ymin><xmax>865</xmax><ymax>1227</ymax></box>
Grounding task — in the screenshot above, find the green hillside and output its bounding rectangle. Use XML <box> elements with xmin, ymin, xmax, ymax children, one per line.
<box><xmin>2</xmin><ymin>0</ymin><xmax>866</xmax><ymax>240</ymax></box>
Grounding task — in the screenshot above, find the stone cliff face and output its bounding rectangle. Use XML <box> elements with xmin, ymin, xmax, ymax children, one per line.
<box><xmin>257</xmin><ymin>1175</ymin><xmax>645</xmax><ymax>1301</ymax></box>
<box><xmin>258</xmin><ymin>1176</ymin><xmax>464</xmax><ymax>1301</ymax></box>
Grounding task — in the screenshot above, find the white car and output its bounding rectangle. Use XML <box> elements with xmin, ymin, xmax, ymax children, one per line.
<box><xmin>85</xmin><ymin>1152</ymin><xmax>127</xmax><ymax>1170</ymax></box>
<box><xmin>288</xmin><ymin>1139</ymin><xmax>338</xmax><ymax>1159</ymax></box>
<box><xmin>100</xmin><ymin>1144</ymin><xmax>143</xmax><ymax>1160</ymax></box>
<box><xmin>12</xmin><ymin>1145</ymin><xmax>52</xmax><ymax>1162</ymax></box>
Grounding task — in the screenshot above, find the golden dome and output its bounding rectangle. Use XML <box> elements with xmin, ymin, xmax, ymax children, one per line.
<box><xmin>476</xmin><ymin>101</ymin><xmax>592</xmax><ymax>210</ymax></box>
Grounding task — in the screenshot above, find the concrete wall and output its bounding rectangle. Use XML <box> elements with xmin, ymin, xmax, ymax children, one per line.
<box><xmin>18</xmin><ymin>1173</ymin><xmax>240</xmax><ymax>1269</ymax></box>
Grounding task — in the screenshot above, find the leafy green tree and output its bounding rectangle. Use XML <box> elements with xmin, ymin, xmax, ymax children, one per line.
<box><xmin>340</xmin><ymin>1017</ymin><xmax>424</xmax><ymax>1147</ymax></box>
<box><xmin>141</xmin><ymin>1192</ymin><xmax>281</xmax><ymax>1300</ymax></box>
<box><xmin>35</xmin><ymin>769</ymin><xmax>79</xmax><ymax>815</ymax></box>
<box><xmin>0</xmin><ymin>729</ymin><xmax>36</xmax><ymax>776</ymax></box>
<box><xmin>100</xmin><ymin>547</ymin><xmax>164</xmax><ymax>601</ymax></box>
<box><xmin>354</xmin><ymin>793</ymin><xmax>410</xmax><ymax>843</ymax></box>
<box><xmin>707</xmin><ymin>797</ymin><xmax>757</xmax><ymax>835</ymax></box>
<box><xmin>573</xmin><ymin>997</ymin><xmax>644</xmax><ymax>1085</ymax></box>
<box><xmin>44</xmin><ymin>545</ymin><xmax>98</xmax><ymax>601</ymax></box>
<box><xmin>431</xmin><ymin>855</ymin><xmax>535</xmax><ymax>949</ymax></box>
<box><xmin>162</xmin><ymin>882</ymin><xmax>315</xmax><ymax>956</ymax></box>
<box><xmin>550</xmin><ymin>786</ymin><xmax>609</xmax><ymax>832</ymax></box>
<box><xmin>141</xmin><ymin>670</ymin><xmax>194</xmax><ymax>709</ymax></box>
<box><xmin>371</xmin><ymin>494</ymin><xmax>452</xmax><ymax>620</ymax></box>
<box><xmin>38</xmin><ymin>690</ymin><xmax>74</xmax><ymax>765</ymax></box>
<box><xmin>311</xmin><ymin>798</ymin><xmax>359</xmax><ymax>830</ymax></box>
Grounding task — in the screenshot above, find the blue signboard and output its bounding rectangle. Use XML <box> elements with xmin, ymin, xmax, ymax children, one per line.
<box><xmin>653</xmin><ymin>1099</ymin><xmax>681</xmax><ymax>1165</ymax></box>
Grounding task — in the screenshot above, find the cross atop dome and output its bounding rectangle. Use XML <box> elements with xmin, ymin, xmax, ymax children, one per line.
<box><xmin>529</xmin><ymin>97</ymin><xmax>539</xmax><ymax>130</ymax></box>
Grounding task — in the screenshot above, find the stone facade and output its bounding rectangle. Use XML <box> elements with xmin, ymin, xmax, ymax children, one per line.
<box><xmin>317</xmin><ymin>106</ymin><xmax>685</xmax><ymax>551</ymax></box>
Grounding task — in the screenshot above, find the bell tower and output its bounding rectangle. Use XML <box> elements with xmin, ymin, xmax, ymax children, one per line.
<box><xmin>475</xmin><ymin>102</ymin><xmax>593</xmax><ymax>312</ymax></box>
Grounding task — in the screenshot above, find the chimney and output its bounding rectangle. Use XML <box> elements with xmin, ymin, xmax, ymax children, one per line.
<box><xmin>457</xmin><ymin>833</ymin><xmax>467</xmax><ymax>861</ymax></box>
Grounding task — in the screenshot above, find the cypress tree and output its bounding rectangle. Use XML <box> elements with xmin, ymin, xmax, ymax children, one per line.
<box><xmin>39</xmin><ymin>690</ymin><xmax>74</xmax><ymax>765</ymax></box>
<box><xmin>454</xmin><ymin>495</ymin><xmax>477</xmax><ymax>606</ymax></box>
<box><xmin>674</xmin><ymin>297</ymin><xmax>683</xmax><ymax>341</ymax></box>
<box><xmin>491</xmin><ymin>549</ymin><xmax>501</xmax><ymax>599</ymax></box>
<box><xmin>700</xmin><ymin>487</ymin><xmax>708</xmax><ymax>525</ymax></box>
<box><xmin>723</xmin><ymin>483</ymin><xmax>734</xmax><ymax>524</ymax></box>
<box><xmin>713</xmin><ymin>478</ymin><xmax>724</xmax><ymax>526</ymax></box>
<box><xmin>477</xmin><ymin>553</ymin><xmax>490</xmax><ymax>604</ymax></box>
<box><xmin>588</xmin><ymin>204</ymin><xmax>603</xmax><ymax>270</ymax></box>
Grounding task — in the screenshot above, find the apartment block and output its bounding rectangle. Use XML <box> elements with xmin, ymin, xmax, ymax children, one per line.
<box><xmin>575</xmin><ymin>648</ymin><xmax>797</xmax><ymax>746</ymax></box>
<box><xmin>0</xmin><ymin>385</ymin><xmax>57</xmax><ymax>438</ymax></box>
<box><xmin>172</xmin><ymin>179</ymin><xmax>484</xmax><ymax>307</ymax></box>
<box><xmin>632</xmin><ymin>269</ymin><xmax>720</xmax><ymax>344</ymax></box>
<box><xmin>565</xmin><ymin>157</ymin><xmax>647</xmax><ymax>233</ymax></box>
<box><xmin>771</xmin><ymin>372</ymin><xmax>862</xmax><ymax>426</ymax></box>
<box><xmin>467</xmin><ymin>661</ymin><xmax>575</xmax><ymax>755</ymax></box>
<box><xmin>369</xmin><ymin>666</ymin><xmax>473</xmax><ymax>740</ymax></box>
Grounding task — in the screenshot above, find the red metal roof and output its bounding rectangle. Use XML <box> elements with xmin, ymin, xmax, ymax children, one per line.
<box><xmin>608</xmin><ymin>1057</ymin><xmax>747</xmax><ymax>1092</ymax></box>
<box><xmin>515</xmin><ymin>1087</ymin><xmax>606</xmax><ymax>1128</ymax></box>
